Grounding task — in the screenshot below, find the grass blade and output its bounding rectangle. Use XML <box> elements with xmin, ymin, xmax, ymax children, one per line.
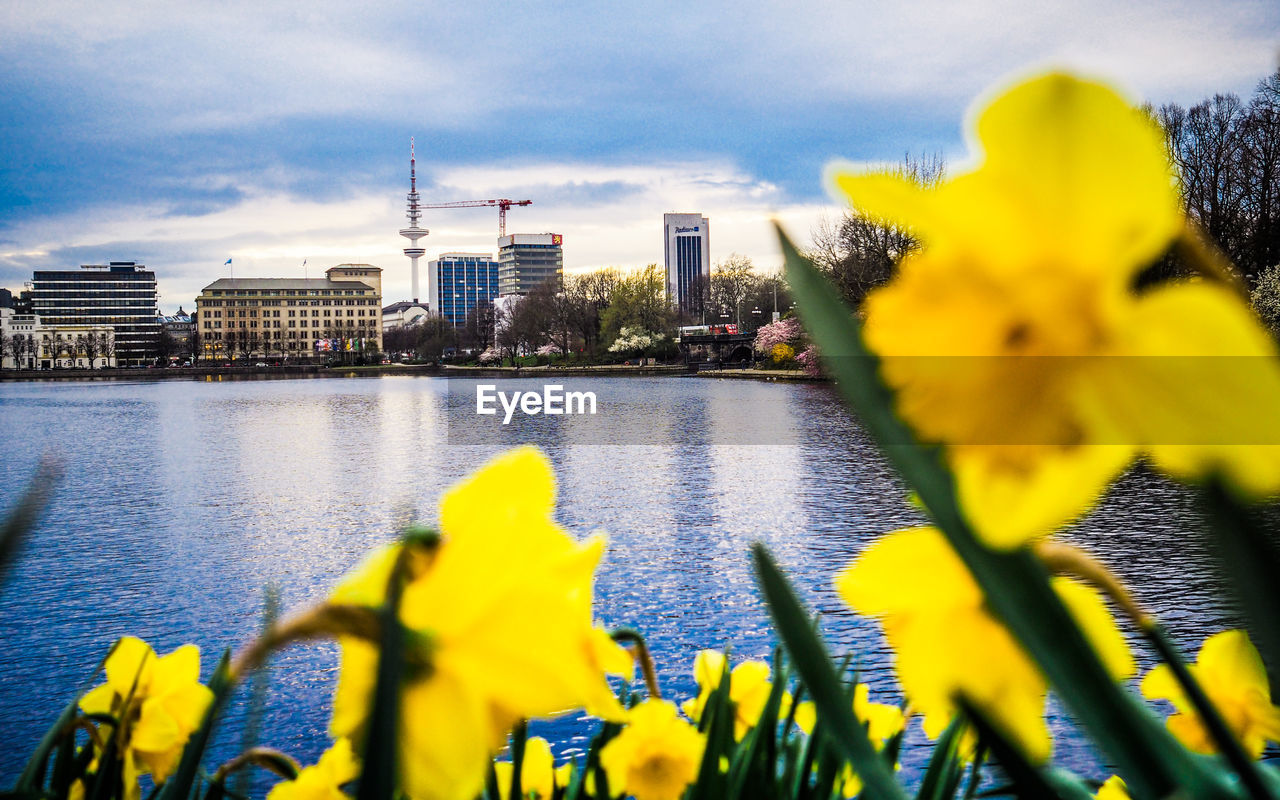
<box><xmin>752</xmin><ymin>543</ymin><xmax>908</xmax><ymax>800</ymax></box>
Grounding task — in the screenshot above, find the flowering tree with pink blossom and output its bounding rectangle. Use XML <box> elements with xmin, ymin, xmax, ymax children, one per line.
<box><xmin>795</xmin><ymin>344</ymin><xmax>822</xmax><ymax>377</ymax></box>
<box><xmin>752</xmin><ymin>317</ymin><xmax>803</xmax><ymax>354</ymax></box>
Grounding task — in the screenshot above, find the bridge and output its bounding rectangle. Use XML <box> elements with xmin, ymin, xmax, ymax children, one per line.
<box><xmin>676</xmin><ymin>332</ymin><xmax>756</xmax><ymax>370</ymax></box>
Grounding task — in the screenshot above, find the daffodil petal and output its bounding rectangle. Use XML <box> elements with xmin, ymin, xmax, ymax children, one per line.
<box><xmin>1095</xmin><ymin>283</ymin><xmax>1280</xmax><ymax>497</ymax></box>
<box><xmin>1052</xmin><ymin>578</ymin><xmax>1134</xmax><ymax>680</ymax></box>
<box><xmin>975</xmin><ymin>72</ymin><xmax>1181</xmax><ymax>280</ymax></box>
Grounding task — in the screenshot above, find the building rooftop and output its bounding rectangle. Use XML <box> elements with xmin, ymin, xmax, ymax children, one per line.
<box><xmin>199</xmin><ymin>278</ymin><xmax>375</xmax><ymax>292</ymax></box>
<box><xmin>382</xmin><ymin>301</ymin><xmax>428</xmax><ymax>314</ymax></box>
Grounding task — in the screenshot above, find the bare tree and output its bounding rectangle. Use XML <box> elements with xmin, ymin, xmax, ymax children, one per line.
<box><xmin>809</xmin><ymin>152</ymin><xmax>945</xmax><ymax>308</ymax></box>
<box><xmin>710</xmin><ymin>253</ymin><xmax>758</xmax><ymax>328</ymax></box>
<box><xmin>462</xmin><ymin>304</ymin><xmax>497</xmax><ymax>353</ymax></box>
<box><xmin>81</xmin><ymin>332</ymin><xmax>101</xmax><ymax>368</ymax></box>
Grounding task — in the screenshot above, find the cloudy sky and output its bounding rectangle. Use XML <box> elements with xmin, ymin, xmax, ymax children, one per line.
<box><xmin>2</xmin><ymin>1</ymin><xmax>1277</xmax><ymax>311</ymax></box>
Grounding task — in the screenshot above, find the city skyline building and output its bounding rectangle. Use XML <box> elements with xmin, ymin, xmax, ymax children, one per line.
<box><xmin>195</xmin><ymin>264</ymin><xmax>383</xmax><ymax>361</ymax></box>
<box><xmin>428</xmin><ymin>252</ymin><xmax>500</xmax><ymax>328</ymax></box>
<box><xmin>399</xmin><ymin>138</ymin><xmax>428</xmax><ymax>303</ymax></box>
<box><xmin>497</xmin><ymin>233</ymin><xmax>563</xmax><ymax>296</ymax></box>
<box><xmin>663</xmin><ymin>213</ymin><xmax>710</xmax><ymax>312</ymax></box>
<box><xmin>30</xmin><ymin>262</ymin><xmax>159</xmax><ymax>366</ymax></box>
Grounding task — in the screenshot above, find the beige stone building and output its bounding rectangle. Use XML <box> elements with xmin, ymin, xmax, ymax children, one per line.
<box><xmin>195</xmin><ymin>264</ymin><xmax>383</xmax><ymax>362</ymax></box>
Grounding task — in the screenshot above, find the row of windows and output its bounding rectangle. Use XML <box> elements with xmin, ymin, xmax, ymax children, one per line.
<box><xmin>207</xmin><ymin>288</ymin><xmax>369</xmax><ymax>297</ymax></box>
<box><xmin>200</xmin><ymin>298</ymin><xmax>375</xmax><ymax>308</ymax></box>
<box><xmin>32</xmin><ymin>278</ymin><xmax>156</xmax><ymax>287</ymax></box>
<box><xmin>205</xmin><ymin>324</ymin><xmax>378</xmax><ymax>338</ymax></box>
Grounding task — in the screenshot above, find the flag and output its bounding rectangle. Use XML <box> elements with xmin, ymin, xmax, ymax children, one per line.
<box><xmin>224</xmin><ymin>258</ymin><xmax>232</xmax><ymax>265</ymax></box>
<box><xmin>302</xmin><ymin>259</ymin><xmax>307</xmax><ymax>266</ymax></box>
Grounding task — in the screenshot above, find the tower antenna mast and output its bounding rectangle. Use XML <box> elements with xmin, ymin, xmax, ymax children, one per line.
<box><xmin>399</xmin><ymin>137</ymin><xmax>429</xmax><ymax>302</ymax></box>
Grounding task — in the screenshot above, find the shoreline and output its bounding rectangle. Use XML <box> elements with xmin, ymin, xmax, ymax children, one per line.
<box><xmin>0</xmin><ymin>363</ymin><xmax>823</xmax><ymax>383</ymax></box>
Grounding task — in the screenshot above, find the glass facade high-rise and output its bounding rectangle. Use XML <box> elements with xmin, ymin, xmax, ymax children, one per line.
<box><xmin>427</xmin><ymin>252</ymin><xmax>500</xmax><ymax>328</ymax></box>
<box><xmin>497</xmin><ymin>234</ymin><xmax>563</xmax><ymax>296</ymax></box>
<box><xmin>30</xmin><ymin>262</ymin><xmax>159</xmax><ymax>365</ymax></box>
<box><xmin>663</xmin><ymin>213</ymin><xmax>710</xmax><ymax>312</ymax></box>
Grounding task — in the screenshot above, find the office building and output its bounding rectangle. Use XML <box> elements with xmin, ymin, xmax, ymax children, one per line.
<box><xmin>195</xmin><ymin>264</ymin><xmax>383</xmax><ymax>362</ymax></box>
<box><xmin>30</xmin><ymin>262</ymin><xmax>159</xmax><ymax>366</ymax></box>
<box><xmin>497</xmin><ymin>234</ymin><xmax>563</xmax><ymax>296</ymax></box>
<box><xmin>663</xmin><ymin>213</ymin><xmax>710</xmax><ymax>312</ymax></box>
<box><xmin>429</xmin><ymin>252</ymin><xmax>500</xmax><ymax>327</ymax></box>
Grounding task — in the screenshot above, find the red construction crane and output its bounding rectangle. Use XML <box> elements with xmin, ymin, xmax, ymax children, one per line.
<box><xmin>418</xmin><ymin>199</ymin><xmax>533</xmax><ymax>237</ymax></box>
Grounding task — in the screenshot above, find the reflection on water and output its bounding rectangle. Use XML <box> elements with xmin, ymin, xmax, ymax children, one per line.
<box><xmin>0</xmin><ymin>376</ymin><xmax>1235</xmax><ymax>785</ymax></box>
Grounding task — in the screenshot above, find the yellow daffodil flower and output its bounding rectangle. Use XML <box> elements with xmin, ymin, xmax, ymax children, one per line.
<box><xmin>79</xmin><ymin>636</ymin><xmax>213</xmax><ymax>800</ymax></box>
<box><xmin>680</xmin><ymin>650</ymin><xmax>787</xmax><ymax>740</ymax></box>
<box><xmin>493</xmin><ymin>736</ymin><xmax>556</xmax><ymax>799</ymax></box>
<box><xmin>267</xmin><ymin>739</ymin><xmax>360</xmax><ymax>800</ymax></box>
<box><xmin>1141</xmin><ymin>629</ymin><xmax>1280</xmax><ymax>758</ymax></box>
<box><xmin>835</xmin><ymin>527</ymin><xmax>1133</xmax><ymax>761</ymax></box>
<box><xmin>834</xmin><ymin>71</ymin><xmax>1280</xmax><ymax>547</ymax></box>
<box><xmin>328</xmin><ymin>446</ymin><xmax>631</xmax><ymax>800</ymax></box>
<box><xmin>1095</xmin><ymin>775</ymin><xmax>1130</xmax><ymax>800</ymax></box>
<box><xmin>599</xmin><ymin>699</ymin><xmax>705</xmax><ymax>800</ymax></box>
<box><xmin>794</xmin><ymin>685</ymin><xmax>905</xmax><ymax>798</ymax></box>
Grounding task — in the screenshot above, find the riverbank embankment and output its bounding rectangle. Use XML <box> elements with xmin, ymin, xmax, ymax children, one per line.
<box><xmin>0</xmin><ymin>363</ymin><xmax>821</xmax><ymax>382</ymax></box>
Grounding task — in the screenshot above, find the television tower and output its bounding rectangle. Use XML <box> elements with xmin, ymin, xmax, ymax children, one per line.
<box><xmin>399</xmin><ymin>138</ymin><xmax>429</xmax><ymax>303</ymax></box>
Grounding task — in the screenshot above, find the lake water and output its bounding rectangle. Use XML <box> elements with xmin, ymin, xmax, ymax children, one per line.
<box><xmin>0</xmin><ymin>375</ymin><xmax>1238</xmax><ymax>788</ymax></box>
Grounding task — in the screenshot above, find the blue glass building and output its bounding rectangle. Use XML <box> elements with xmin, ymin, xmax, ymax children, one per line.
<box><xmin>427</xmin><ymin>252</ymin><xmax>501</xmax><ymax>328</ymax></box>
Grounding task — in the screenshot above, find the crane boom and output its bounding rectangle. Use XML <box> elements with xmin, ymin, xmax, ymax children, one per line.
<box><xmin>418</xmin><ymin>198</ymin><xmax>533</xmax><ymax>236</ymax></box>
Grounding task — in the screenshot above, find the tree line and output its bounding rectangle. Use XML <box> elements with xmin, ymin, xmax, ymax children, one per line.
<box><xmin>385</xmin><ymin>258</ymin><xmax>793</xmax><ymax>363</ymax></box>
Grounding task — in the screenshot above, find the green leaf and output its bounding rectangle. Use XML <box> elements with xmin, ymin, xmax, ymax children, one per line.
<box><xmin>1143</xmin><ymin>620</ymin><xmax>1278</xmax><ymax>800</ymax></box>
<box><xmin>778</xmin><ymin>226</ymin><xmax>1233</xmax><ymax>799</ymax></box>
<box><xmin>15</xmin><ymin>649</ymin><xmax>112</xmax><ymax>794</ymax></box>
<box><xmin>156</xmin><ymin>648</ymin><xmax>234</xmax><ymax>800</ymax></box>
<box><xmin>915</xmin><ymin>715</ymin><xmax>965</xmax><ymax>800</ymax></box>
<box><xmin>957</xmin><ymin>696</ymin><xmax>1083</xmax><ymax>800</ymax></box>
<box><xmin>0</xmin><ymin>454</ymin><xmax>61</xmax><ymax>589</ymax></box>
<box><xmin>509</xmin><ymin>720</ymin><xmax>528</xmax><ymax>800</ymax></box>
<box><xmin>355</xmin><ymin>546</ymin><xmax>413</xmax><ymax>800</ymax></box>
<box><xmin>725</xmin><ymin>655</ymin><xmax>788</xmax><ymax>800</ymax></box>
<box><xmin>1202</xmin><ymin>482</ymin><xmax>1280</xmax><ymax>687</ymax></box>
<box><xmin>687</xmin><ymin>659</ymin><xmax>734</xmax><ymax>800</ymax></box>
<box><xmin>752</xmin><ymin>543</ymin><xmax>908</xmax><ymax>800</ymax></box>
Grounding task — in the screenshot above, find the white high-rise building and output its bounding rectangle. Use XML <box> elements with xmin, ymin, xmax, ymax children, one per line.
<box><xmin>663</xmin><ymin>213</ymin><xmax>710</xmax><ymax>312</ymax></box>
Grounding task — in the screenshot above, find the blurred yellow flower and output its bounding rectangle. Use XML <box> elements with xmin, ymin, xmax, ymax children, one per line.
<box><xmin>1141</xmin><ymin>629</ymin><xmax>1280</xmax><ymax>758</ymax></box>
<box><xmin>79</xmin><ymin>636</ymin><xmax>213</xmax><ymax>800</ymax></box>
<box><xmin>1095</xmin><ymin>775</ymin><xmax>1130</xmax><ymax>800</ymax></box>
<box><xmin>599</xmin><ymin>699</ymin><xmax>705</xmax><ymax>800</ymax></box>
<box><xmin>328</xmin><ymin>446</ymin><xmax>630</xmax><ymax>800</ymax></box>
<box><xmin>771</xmin><ymin>342</ymin><xmax>796</xmax><ymax>363</ymax></box>
<box><xmin>267</xmin><ymin>739</ymin><xmax>359</xmax><ymax>800</ymax></box>
<box><xmin>493</xmin><ymin>737</ymin><xmax>556</xmax><ymax>799</ymax></box>
<box><xmin>680</xmin><ymin>650</ymin><xmax>787</xmax><ymax>740</ymax></box>
<box><xmin>835</xmin><ymin>71</ymin><xmax>1280</xmax><ymax>547</ymax></box>
<box><xmin>794</xmin><ymin>684</ymin><xmax>904</xmax><ymax>798</ymax></box>
<box><xmin>835</xmin><ymin>528</ymin><xmax>1133</xmax><ymax>761</ymax></box>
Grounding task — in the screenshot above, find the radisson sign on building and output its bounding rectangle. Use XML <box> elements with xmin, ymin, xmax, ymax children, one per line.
<box><xmin>663</xmin><ymin>213</ymin><xmax>710</xmax><ymax>312</ymax></box>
